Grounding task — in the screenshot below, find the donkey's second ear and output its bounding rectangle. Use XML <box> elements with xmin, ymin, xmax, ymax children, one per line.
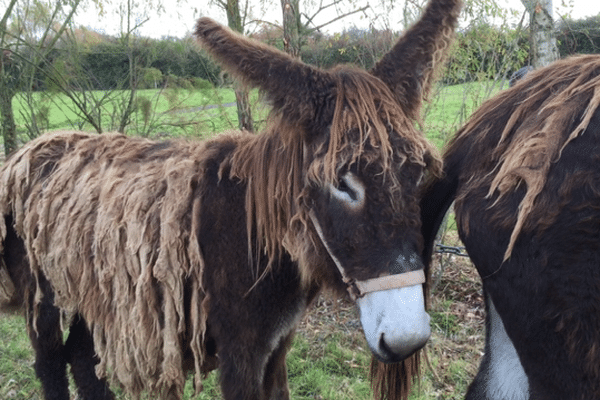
<box><xmin>195</xmin><ymin>18</ymin><xmax>336</xmax><ymax>137</ymax></box>
<box><xmin>371</xmin><ymin>0</ymin><xmax>461</xmax><ymax>121</ymax></box>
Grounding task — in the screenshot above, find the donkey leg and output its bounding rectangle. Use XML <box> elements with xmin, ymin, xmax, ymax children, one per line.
<box><xmin>218</xmin><ymin>346</ymin><xmax>265</xmax><ymax>400</ymax></box>
<box><xmin>27</xmin><ymin>275</ymin><xmax>69</xmax><ymax>400</ymax></box>
<box><xmin>263</xmin><ymin>332</ymin><xmax>294</xmax><ymax>400</ymax></box>
<box><xmin>65</xmin><ymin>314</ymin><xmax>115</xmax><ymax>400</ymax></box>
<box><xmin>217</xmin><ymin>331</ymin><xmax>296</xmax><ymax>400</ymax></box>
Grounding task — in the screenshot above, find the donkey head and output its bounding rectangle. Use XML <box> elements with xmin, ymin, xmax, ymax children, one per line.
<box><xmin>195</xmin><ymin>0</ymin><xmax>460</xmax><ymax>363</ymax></box>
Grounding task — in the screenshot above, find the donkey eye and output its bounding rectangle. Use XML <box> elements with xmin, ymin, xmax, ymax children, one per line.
<box><xmin>337</xmin><ymin>175</ymin><xmax>356</xmax><ymax>200</ymax></box>
<box><xmin>330</xmin><ymin>172</ymin><xmax>365</xmax><ymax>209</ymax></box>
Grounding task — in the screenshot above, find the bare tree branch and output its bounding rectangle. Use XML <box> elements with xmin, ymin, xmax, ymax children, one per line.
<box><xmin>307</xmin><ymin>5</ymin><xmax>370</xmax><ymax>33</ymax></box>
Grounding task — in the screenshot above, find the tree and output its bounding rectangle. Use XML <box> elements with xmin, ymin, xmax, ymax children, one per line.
<box><xmin>521</xmin><ymin>0</ymin><xmax>559</xmax><ymax>68</ymax></box>
<box><xmin>556</xmin><ymin>14</ymin><xmax>600</xmax><ymax>56</ymax></box>
<box><xmin>0</xmin><ymin>0</ymin><xmax>18</xmax><ymax>155</ymax></box>
<box><xmin>281</xmin><ymin>0</ymin><xmax>300</xmax><ymax>57</ymax></box>
<box><xmin>40</xmin><ymin>0</ymin><xmax>176</xmax><ymax>136</ymax></box>
<box><xmin>280</xmin><ymin>0</ymin><xmax>369</xmax><ymax>57</ymax></box>
<box><xmin>213</xmin><ymin>0</ymin><xmax>254</xmax><ymax>132</ymax></box>
<box><xmin>0</xmin><ymin>0</ymin><xmax>81</xmax><ymax>155</ymax></box>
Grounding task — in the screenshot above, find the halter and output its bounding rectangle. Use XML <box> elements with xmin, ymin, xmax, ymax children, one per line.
<box><xmin>309</xmin><ymin>211</ymin><xmax>426</xmax><ymax>301</ymax></box>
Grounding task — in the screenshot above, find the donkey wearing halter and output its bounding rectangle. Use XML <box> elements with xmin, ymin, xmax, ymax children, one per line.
<box><xmin>420</xmin><ymin>54</ymin><xmax>600</xmax><ymax>400</ymax></box>
<box><xmin>0</xmin><ymin>0</ymin><xmax>461</xmax><ymax>399</ymax></box>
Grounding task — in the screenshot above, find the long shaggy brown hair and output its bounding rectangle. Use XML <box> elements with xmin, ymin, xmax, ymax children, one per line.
<box><xmin>228</xmin><ymin>67</ymin><xmax>440</xmax><ymax>287</ymax></box>
<box><xmin>451</xmin><ymin>54</ymin><xmax>600</xmax><ymax>260</ymax></box>
<box><xmin>0</xmin><ymin>131</ymin><xmax>222</xmax><ymax>396</ymax></box>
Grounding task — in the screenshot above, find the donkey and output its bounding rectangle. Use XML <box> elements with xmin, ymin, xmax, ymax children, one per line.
<box><xmin>420</xmin><ymin>54</ymin><xmax>600</xmax><ymax>399</ymax></box>
<box><xmin>0</xmin><ymin>0</ymin><xmax>461</xmax><ymax>399</ymax></box>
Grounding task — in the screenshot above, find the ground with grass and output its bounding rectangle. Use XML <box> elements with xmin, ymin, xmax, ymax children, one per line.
<box><xmin>0</xmin><ymin>230</ymin><xmax>484</xmax><ymax>400</ymax></box>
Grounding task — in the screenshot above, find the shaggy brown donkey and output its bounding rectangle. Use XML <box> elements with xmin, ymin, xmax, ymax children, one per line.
<box><xmin>0</xmin><ymin>0</ymin><xmax>461</xmax><ymax>399</ymax></box>
<box><xmin>420</xmin><ymin>54</ymin><xmax>600</xmax><ymax>400</ymax></box>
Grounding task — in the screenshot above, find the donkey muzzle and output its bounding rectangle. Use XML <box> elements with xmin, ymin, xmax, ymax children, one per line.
<box><xmin>356</xmin><ymin>271</ymin><xmax>430</xmax><ymax>363</ymax></box>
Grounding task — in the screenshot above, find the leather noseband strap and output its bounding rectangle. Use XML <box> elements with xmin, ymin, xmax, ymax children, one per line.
<box><xmin>309</xmin><ymin>210</ymin><xmax>426</xmax><ymax>301</ymax></box>
<box><xmin>348</xmin><ymin>269</ymin><xmax>425</xmax><ymax>300</ymax></box>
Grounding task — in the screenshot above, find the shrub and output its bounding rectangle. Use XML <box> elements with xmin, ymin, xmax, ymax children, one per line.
<box><xmin>140</xmin><ymin>67</ymin><xmax>163</xmax><ymax>89</ymax></box>
<box><xmin>556</xmin><ymin>15</ymin><xmax>600</xmax><ymax>56</ymax></box>
<box><xmin>190</xmin><ymin>77</ymin><xmax>213</xmax><ymax>90</ymax></box>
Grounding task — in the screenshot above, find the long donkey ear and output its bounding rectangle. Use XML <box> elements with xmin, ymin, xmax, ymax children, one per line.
<box><xmin>371</xmin><ymin>0</ymin><xmax>462</xmax><ymax>121</ymax></box>
<box><xmin>194</xmin><ymin>18</ymin><xmax>335</xmax><ymax>132</ymax></box>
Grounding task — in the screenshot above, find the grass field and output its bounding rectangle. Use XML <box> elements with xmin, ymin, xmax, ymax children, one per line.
<box><xmin>8</xmin><ymin>80</ymin><xmax>506</xmax><ymax>151</ymax></box>
<box><xmin>0</xmin><ymin>81</ymin><xmax>499</xmax><ymax>399</ymax></box>
<box><xmin>10</xmin><ymin>86</ymin><xmax>271</xmax><ymax>144</ymax></box>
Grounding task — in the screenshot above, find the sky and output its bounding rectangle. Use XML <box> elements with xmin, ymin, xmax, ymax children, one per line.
<box><xmin>73</xmin><ymin>0</ymin><xmax>600</xmax><ymax>40</ymax></box>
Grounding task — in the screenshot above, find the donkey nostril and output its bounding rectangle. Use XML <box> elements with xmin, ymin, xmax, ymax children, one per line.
<box><xmin>378</xmin><ymin>333</ymin><xmax>394</xmax><ymax>358</ymax></box>
<box><xmin>378</xmin><ymin>330</ymin><xmax>429</xmax><ymax>363</ymax></box>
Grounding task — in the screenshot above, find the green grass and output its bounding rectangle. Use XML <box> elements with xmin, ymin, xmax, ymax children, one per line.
<box><xmin>8</xmin><ymin>79</ymin><xmax>506</xmax><ymax>150</ymax></box>
<box><xmin>10</xmin><ymin>86</ymin><xmax>270</xmax><ymax>143</ymax></box>
<box><xmin>422</xmin><ymin>80</ymin><xmax>507</xmax><ymax>149</ymax></box>
<box><xmin>0</xmin><ymin>311</ymin><xmax>42</xmax><ymax>400</ymax></box>
<box><xmin>287</xmin><ymin>334</ymin><xmax>372</xmax><ymax>400</ymax></box>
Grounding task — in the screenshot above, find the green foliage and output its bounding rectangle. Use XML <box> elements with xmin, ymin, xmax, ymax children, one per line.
<box><xmin>142</xmin><ymin>37</ymin><xmax>221</xmax><ymax>86</ymax></box>
<box><xmin>556</xmin><ymin>15</ymin><xmax>600</xmax><ymax>56</ymax></box>
<box><xmin>300</xmin><ymin>27</ymin><xmax>395</xmax><ymax>70</ymax></box>
<box><xmin>190</xmin><ymin>77</ymin><xmax>214</xmax><ymax>90</ymax></box>
<box><xmin>165</xmin><ymin>74</ymin><xmax>193</xmax><ymax>89</ymax></box>
<box><xmin>78</xmin><ymin>40</ymin><xmax>132</xmax><ymax>90</ymax></box>
<box><xmin>444</xmin><ymin>22</ymin><xmax>529</xmax><ymax>85</ymax></box>
<box><xmin>430</xmin><ymin>303</ymin><xmax>460</xmax><ymax>336</ymax></box>
<box><xmin>140</xmin><ymin>67</ymin><xmax>163</xmax><ymax>89</ymax></box>
<box><xmin>37</xmin><ymin>35</ymin><xmax>221</xmax><ymax>93</ymax></box>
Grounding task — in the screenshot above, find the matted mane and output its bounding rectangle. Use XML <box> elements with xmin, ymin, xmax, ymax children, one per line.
<box><xmin>226</xmin><ymin>66</ymin><xmax>440</xmax><ymax>286</ymax></box>
<box><xmin>0</xmin><ymin>131</ymin><xmax>246</xmax><ymax>397</ymax></box>
<box><xmin>450</xmin><ymin>54</ymin><xmax>600</xmax><ymax>260</ymax></box>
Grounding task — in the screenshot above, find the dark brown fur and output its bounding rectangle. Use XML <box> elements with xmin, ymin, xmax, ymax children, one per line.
<box><xmin>421</xmin><ymin>54</ymin><xmax>600</xmax><ymax>399</ymax></box>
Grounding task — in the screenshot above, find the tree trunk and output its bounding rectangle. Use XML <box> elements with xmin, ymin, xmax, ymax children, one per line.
<box><xmin>1</xmin><ymin>0</ymin><xmax>19</xmax><ymax>155</ymax></box>
<box><xmin>225</xmin><ymin>0</ymin><xmax>254</xmax><ymax>132</ymax></box>
<box><xmin>281</xmin><ymin>0</ymin><xmax>301</xmax><ymax>58</ymax></box>
<box><xmin>522</xmin><ymin>0</ymin><xmax>559</xmax><ymax>68</ymax></box>
<box><xmin>0</xmin><ymin>87</ymin><xmax>17</xmax><ymax>156</ymax></box>
<box><xmin>118</xmin><ymin>45</ymin><xmax>138</xmax><ymax>133</ymax></box>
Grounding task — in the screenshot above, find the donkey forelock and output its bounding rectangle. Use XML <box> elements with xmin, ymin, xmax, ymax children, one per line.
<box><xmin>220</xmin><ymin>64</ymin><xmax>441</xmax><ymax>288</ymax></box>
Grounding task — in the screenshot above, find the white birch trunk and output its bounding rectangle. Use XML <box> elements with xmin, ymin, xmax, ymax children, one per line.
<box><xmin>521</xmin><ymin>0</ymin><xmax>559</xmax><ymax>68</ymax></box>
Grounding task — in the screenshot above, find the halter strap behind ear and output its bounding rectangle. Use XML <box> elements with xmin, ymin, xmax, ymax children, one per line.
<box><xmin>308</xmin><ymin>210</ymin><xmax>426</xmax><ymax>301</ymax></box>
